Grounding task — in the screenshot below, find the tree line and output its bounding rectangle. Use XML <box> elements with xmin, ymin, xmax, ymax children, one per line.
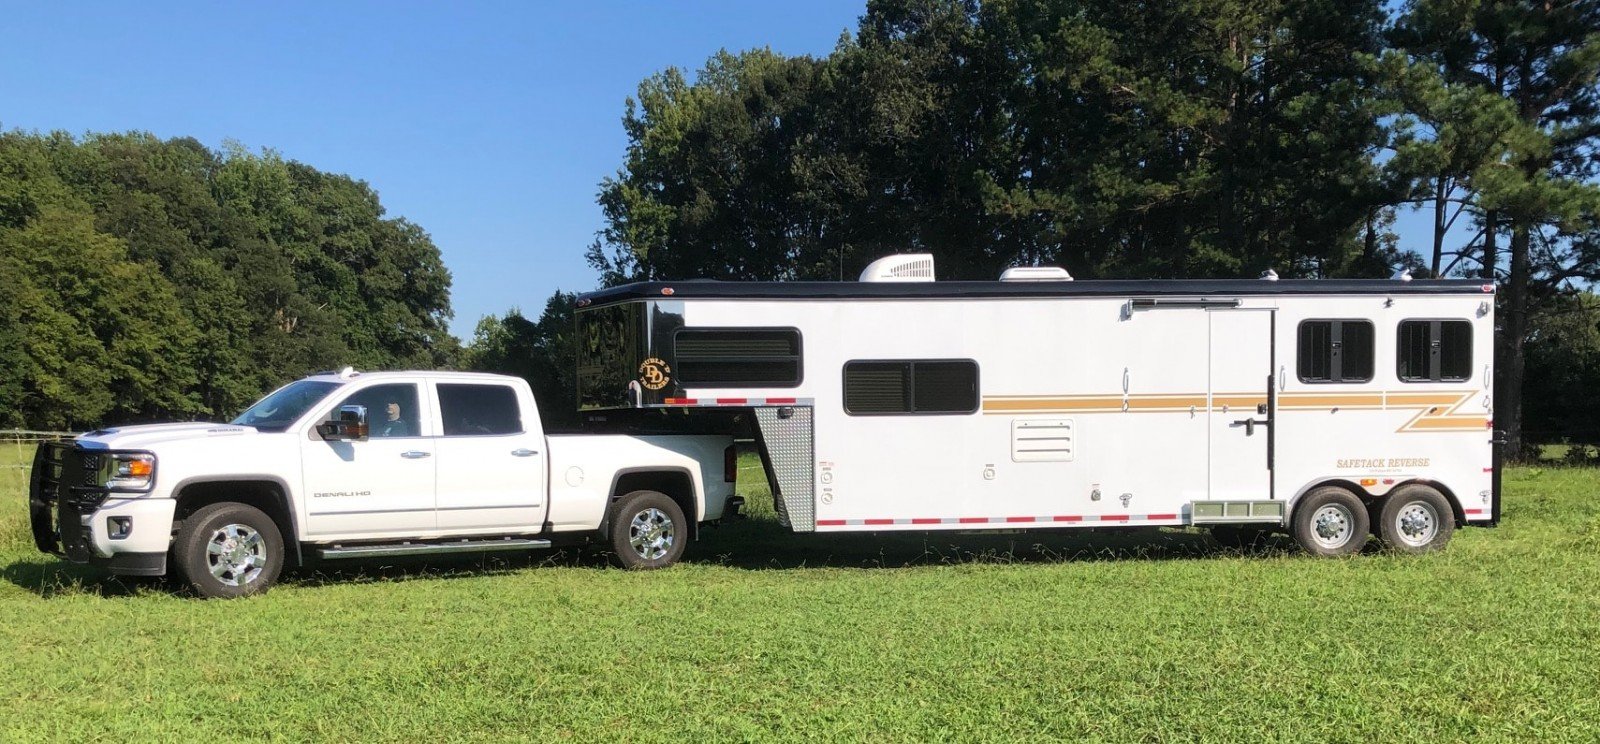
<box><xmin>556</xmin><ymin>0</ymin><xmax>1600</xmax><ymax>454</ymax></box>
<box><xmin>0</xmin><ymin>131</ymin><xmax>456</xmax><ymax>429</ymax></box>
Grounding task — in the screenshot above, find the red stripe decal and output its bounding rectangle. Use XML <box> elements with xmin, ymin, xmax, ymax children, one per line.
<box><xmin>863</xmin><ymin>518</ymin><xmax>895</xmax><ymax>526</ymax></box>
<box><xmin>817</xmin><ymin>519</ymin><xmax>847</xmax><ymax>526</ymax></box>
<box><xmin>766</xmin><ymin>398</ymin><xmax>796</xmax><ymax>404</ymax></box>
<box><xmin>1102</xmin><ymin>514</ymin><xmax>1130</xmax><ymax>521</ymax></box>
<box><xmin>958</xmin><ymin>517</ymin><xmax>988</xmax><ymax>524</ymax></box>
<box><xmin>1053</xmin><ymin>515</ymin><xmax>1083</xmax><ymax>522</ymax></box>
<box><xmin>910</xmin><ymin>518</ymin><xmax>942</xmax><ymax>525</ymax></box>
<box><xmin>1147</xmin><ymin>513</ymin><xmax>1178</xmax><ymax>520</ymax></box>
<box><xmin>1005</xmin><ymin>516</ymin><xmax>1036</xmax><ymax>523</ymax></box>
<box><xmin>715</xmin><ymin>398</ymin><xmax>746</xmax><ymax>404</ymax></box>
<box><xmin>665</xmin><ymin>398</ymin><xmax>697</xmax><ymax>405</ymax></box>
<box><xmin>1483</xmin><ymin>467</ymin><xmax>1494</xmax><ymax>473</ymax></box>
<box><xmin>1465</xmin><ymin>509</ymin><xmax>1486</xmax><ymax>515</ymax></box>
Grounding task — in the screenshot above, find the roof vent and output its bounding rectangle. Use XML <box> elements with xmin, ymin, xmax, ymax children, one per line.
<box><xmin>859</xmin><ymin>254</ymin><xmax>936</xmax><ymax>282</ymax></box>
<box><xmin>1000</xmin><ymin>266</ymin><xmax>1073</xmax><ymax>282</ymax></box>
<box><xmin>1394</xmin><ymin>268</ymin><xmax>1413</xmax><ymax>282</ymax></box>
<box><xmin>1259</xmin><ymin>269</ymin><xmax>1279</xmax><ymax>281</ymax></box>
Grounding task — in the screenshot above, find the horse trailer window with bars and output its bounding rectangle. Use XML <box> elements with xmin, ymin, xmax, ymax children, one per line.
<box><xmin>673</xmin><ymin>328</ymin><xmax>802</xmax><ymax>387</ymax></box>
<box><xmin>1398</xmin><ymin>319</ymin><xmax>1473</xmax><ymax>382</ymax></box>
<box><xmin>843</xmin><ymin>359</ymin><xmax>979</xmax><ymax>415</ymax></box>
<box><xmin>1297</xmin><ymin>320</ymin><xmax>1374</xmax><ymax>383</ymax></box>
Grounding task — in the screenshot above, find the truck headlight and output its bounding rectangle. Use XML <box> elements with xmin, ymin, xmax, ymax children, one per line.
<box><xmin>101</xmin><ymin>453</ymin><xmax>156</xmax><ymax>491</ymax></box>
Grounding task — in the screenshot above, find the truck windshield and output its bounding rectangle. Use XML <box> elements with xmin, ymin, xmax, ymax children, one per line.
<box><xmin>230</xmin><ymin>380</ymin><xmax>342</xmax><ymax>431</ymax></box>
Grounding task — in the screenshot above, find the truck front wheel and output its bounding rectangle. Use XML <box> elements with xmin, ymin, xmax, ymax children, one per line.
<box><xmin>609</xmin><ymin>490</ymin><xmax>686</xmax><ymax>569</ymax></box>
<box><xmin>173</xmin><ymin>502</ymin><xmax>284</xmax><ymax>598</ymax></box>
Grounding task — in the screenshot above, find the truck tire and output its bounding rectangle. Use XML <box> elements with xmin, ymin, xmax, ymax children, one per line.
<box><xmin>1290</xmin><ymin>486</ymin><xmax>1369</xmax><ymax>557</ymax></box>
<box><xmin>173</xmin><ymin>502</ymin><xmax>284</xmax><ymax>598</ymax></box>
<box><xmin>609</xmin><ymin>490</ymin><xmax>686</xmax><ymax>569</ymax></box>
<box><xmin>1375</xmin><ymin>484</ymin><xmax>1455</xmax><ymax>554</ymax></box>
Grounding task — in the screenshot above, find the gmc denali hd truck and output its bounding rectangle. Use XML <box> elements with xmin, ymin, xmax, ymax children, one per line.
<box><xmin>29</xmin><ymin>369</ymin><xmax>739</xmax><ymax>598</ymax></box>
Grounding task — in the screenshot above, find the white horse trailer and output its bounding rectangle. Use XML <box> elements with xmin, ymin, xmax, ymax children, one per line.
<box><xmin>574</xmin><ymin>255</ymin><xmax>1500</xmax><ymax>556</ymax></box>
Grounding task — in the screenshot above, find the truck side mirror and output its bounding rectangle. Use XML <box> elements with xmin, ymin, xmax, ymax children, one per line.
<box><xmin>317</xmin><ymin>405</ymin><xmax>369</xmax><ymax>441</ymax></box>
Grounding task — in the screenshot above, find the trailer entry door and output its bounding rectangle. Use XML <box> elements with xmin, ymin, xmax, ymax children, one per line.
<box><xmin>1208</xmin><ymin>309</ymin><xmax>1275</xmax><ymax>500</ymax></box>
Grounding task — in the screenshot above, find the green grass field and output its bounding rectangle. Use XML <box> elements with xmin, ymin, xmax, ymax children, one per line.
<box><xmin>2</xmin><ymin>446</ymin><xmax>1598</xmax><ymax>741</ymax></box>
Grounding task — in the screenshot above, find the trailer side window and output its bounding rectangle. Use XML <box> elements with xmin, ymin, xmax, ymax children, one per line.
<box><xmin>1397</xmin><ymin>320</ymin><xmax>1473</xmax><ymax>382</ymax></box>
<box><xmin>843</xmin><ymin>360</ymin><xmax>978</xmax><ymax>415</ymax></box>
<box><xmin>1297</xmin><ymin>320</ymin><xmax>1373</xmax><ymax>383</ymax></box>
<box><xmin>674</xmin><ymin>328</ymin><xmax>802</xmax><ymax>387</ymax></box>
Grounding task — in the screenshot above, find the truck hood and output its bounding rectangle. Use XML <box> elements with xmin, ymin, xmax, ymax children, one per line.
<box><xmin>77</xmin><ymin>422</ymin><xmax>261</xmax><ymax>450</ymax></box>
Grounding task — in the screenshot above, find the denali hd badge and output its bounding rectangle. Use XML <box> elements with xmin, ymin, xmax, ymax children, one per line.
<box><xmin>639</xmin><ymin>357</ymin><xmax>672</xmax><ymax>391</ymax></box>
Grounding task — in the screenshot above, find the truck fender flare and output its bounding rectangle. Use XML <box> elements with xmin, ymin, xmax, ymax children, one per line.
<box><xmin>598</xmin><ymin>466</ymin><xmax>701</xmax><ymax>541</ymax></box>
<box><xmin>169</xmin><ymin>475</ymin><xmax>303</xmax><ymax>567</ymax></box>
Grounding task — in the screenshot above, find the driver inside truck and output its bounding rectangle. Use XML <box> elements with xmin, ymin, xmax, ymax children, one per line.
<box><xmin>374</xmin><ymin>399</ymin><xmax>410</xmax><ymax>438</ymax></box>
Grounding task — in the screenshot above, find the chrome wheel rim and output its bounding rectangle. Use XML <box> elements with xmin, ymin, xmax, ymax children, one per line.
<box><xmin>207</xmin><ymin>523</ymin><xmax>266</xmax><ymax>587</ymax></box>
<box><xmin>628</xmin><ymin>507</ymin><xmax>675</xmax><ymax>561</ymax></box>
<box><xmin>1393</xmin><ymin>500</ymin><xmax>1438</xmax><ymax>548</ymax></box>
<box><xmin>1310</xmin><ymin>504</ymin><xmax>1356</xmax><ymax>550</ymax></box>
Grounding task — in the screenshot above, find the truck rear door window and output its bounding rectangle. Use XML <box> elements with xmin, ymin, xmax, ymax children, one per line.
<box><xmin>844</xmin><ymin>359</ymin><xmax>979</xmax><ymax>415</ymax></box>
<box><xmin>674</xmin><ymin>328</ymin><xmax>802</xmax><ymax>387</ymax></box>
<box><xmin>1397</xmin><ymin>320</ymin><xmax>1472</xmax><ymax>382</ymax></box>
<box><xmin>1297</xmin><ymin>320</ymin><xmax>1374</xmax><ymax>383</ymax></box>
<box><xmin>438</xmin><ymin>384</ymin><xmax>523</xmax><ymax>436</ymax></box>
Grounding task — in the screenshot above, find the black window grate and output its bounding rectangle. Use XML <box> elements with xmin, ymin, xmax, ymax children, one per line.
<box><xmin>1297</xmin><ymin>320</ymin><xmax>1373</xmax><ymax>383</ymax></box>
<box><xmin>1398</xmin><ymin>319</ymin><xmax>1472</xmax><ymax>382</ymax></box>
<box><xmin>844</xmin><ymin>359</ymin><xmax>978</xmax><ymax>415</ymax></box>
<box><xmin>674</xmin><ymin>328</ymin><xmax>802</xmax><ymax>388</ymax></box>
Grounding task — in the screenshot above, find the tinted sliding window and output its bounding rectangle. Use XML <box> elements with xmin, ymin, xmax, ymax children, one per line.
<box><xmin>1397</xmin><ymin>320</ymin><xmax>1473</xmax><ymax>382</ymax></box>
<box><xmin>844</xmin><ymin>360</ymin><xmax>979</xmax><ymax>415</ymax></box>
<box><xmin>438</xmin><ymin>383</ymin><xmax>523</xmax><ymax>436</ymax></box>
<box><xmin>674</xmin><ymin>328</ymin><xmax>802</xmax><ymax>387</ymax></box>
<box><xmin>1297</xmin><ymin>320</ymin><xmax>1374</xmax><ymax>383</ymax></box>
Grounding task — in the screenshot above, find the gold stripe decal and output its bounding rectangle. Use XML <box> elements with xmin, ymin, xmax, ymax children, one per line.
<box><xmin>983</xmin><ymin>391</ymin><xmax>1486</xmax><ymax>433</ymax></box>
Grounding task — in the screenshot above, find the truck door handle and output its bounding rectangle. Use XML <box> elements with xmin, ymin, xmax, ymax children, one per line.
<box><xmin>510</xmin><ymin>449</ymin><xmax>538</xmax><ymax>457</ymax></box>
<box><xmin>400</xmin><ymin>451</ymin><xmax>432</xmax><ymax>459</ymax></box>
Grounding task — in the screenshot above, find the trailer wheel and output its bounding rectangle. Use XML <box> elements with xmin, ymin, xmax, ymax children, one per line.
<box><xmin>1210</xmin><ymin>525</ymin><xmax>1274</xmax><ymax>551</ymax></box>
<box><xmin>1376</xmin><ymin>485</ymin><xmax>1455</xmax><ymax>554</ymax></box>
<box><xmin>609</xmin><ymin>490</ymin><xmax>687</xmax><ymax>569</ymax></box>
<box><xmin>173</xmin><ymin>502</ymin><xmax>284</xmax><ymax>599</ymax></box>
<box><xmin>1290</xmin><ymin>486</ymin><xmax>1369</xmax><ymax>557</ymax></box>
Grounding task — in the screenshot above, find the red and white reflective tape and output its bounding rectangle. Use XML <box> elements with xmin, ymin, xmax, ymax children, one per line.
<box><xmin>817</xmin><ymin>513</ymin><xmax>1183</xmax><ymax>528</ymax></box>
<box><xmin>1464</xmin><ymin>509</ymin><xmax>1487</xmax><ymax>516</ymax></box>
<box><xmin>657</xmin><ymin>397</ymin><xmax>812</xmax><ymax>407</ymax></box>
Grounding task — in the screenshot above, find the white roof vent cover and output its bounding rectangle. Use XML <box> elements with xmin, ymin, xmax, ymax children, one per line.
<box><xmin>859</xmin><ymin>253</ymin><xmax>936</xmax><ymax>282</ymax></box>
<box><xmin>1000</xmin><ymin>266</ymin><xmax>1073</xmax><ymax>282</ymax></box>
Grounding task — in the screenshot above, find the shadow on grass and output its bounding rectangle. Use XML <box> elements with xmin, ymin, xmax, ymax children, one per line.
<box><xmin>1</xmin><ymin>520</ymin><xmax>1301</xmax><ymax>597</ymax></box>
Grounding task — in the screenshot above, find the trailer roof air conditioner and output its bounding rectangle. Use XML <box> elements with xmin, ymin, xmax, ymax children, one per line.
<box><xmin>999</xmin><ymin>266</ymin><xmax>1073</xmax><ymax>282</ymax></box>
<box><xmin>859</xmin><ymin>254</ymin><xmax>936</xmax><ymax>282</ymax></box>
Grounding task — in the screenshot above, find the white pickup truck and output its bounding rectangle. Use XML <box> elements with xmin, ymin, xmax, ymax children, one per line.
<box><xmin>28</xmin><ymin>369</ymin><xmax>739</xmax><ymax>598</ymax></box>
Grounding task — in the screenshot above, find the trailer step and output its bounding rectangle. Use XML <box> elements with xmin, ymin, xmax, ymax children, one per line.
<box><xmin>318</xmin><ymin>538</ymin><xmax>552</xmax><ymax>560</ymax></box>
<box><xmin>1189</xmin><ymin>500</ymin><xmax>1284</xmax><ymax>525</ymax></box>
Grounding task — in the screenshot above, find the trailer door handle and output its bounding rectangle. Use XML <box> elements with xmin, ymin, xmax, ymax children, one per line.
<box><xmin>1231</xmin><ymin>418</ymin><xmax>1271</xmax><ymax>436</ymax></box>
<box><xmin>510</xmin><ymin>449</ymin><xmax>538</xmax><ymax>457</ymax></box>
<box><xmin>400</xmin><ymin>450</ymin><xmax>432</xmax><ymax>459</ymax></box>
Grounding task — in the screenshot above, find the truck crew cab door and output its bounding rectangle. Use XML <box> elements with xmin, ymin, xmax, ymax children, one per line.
<box><xmin>301</xmin><ymin>381</ymin><xmax>437</xmax><ymax>538</ymax></box>
<box><xmin>431</xmin><ymin>381</ymin><xmax>545</xmax><ymax>532</ymax></box>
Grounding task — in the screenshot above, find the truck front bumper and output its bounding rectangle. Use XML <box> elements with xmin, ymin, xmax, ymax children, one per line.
<box><xmin>30</xmin><ymin>443</ymin><xmax>173</xmax><ymax>576</ymax></box>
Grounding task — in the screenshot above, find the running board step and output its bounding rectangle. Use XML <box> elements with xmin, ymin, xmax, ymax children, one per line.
<box><xmin>318</xmin><ymin>538</ymin><xmax>552</xmax><ymax>559</ymax></box>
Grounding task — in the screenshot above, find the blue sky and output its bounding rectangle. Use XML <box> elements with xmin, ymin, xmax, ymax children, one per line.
<box><xmin>4</xmin><ymin>1</ymin><xmax>1436</xmax><ymax>339</ymax></box>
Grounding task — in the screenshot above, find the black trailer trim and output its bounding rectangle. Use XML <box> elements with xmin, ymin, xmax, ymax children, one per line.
<box><xmin>580</xmin><ymin>278</ymin><xmax>1491</xmax><ymax>307</ymax></box>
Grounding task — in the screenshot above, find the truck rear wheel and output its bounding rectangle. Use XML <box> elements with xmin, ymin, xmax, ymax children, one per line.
<box><xmin>609</xmin><ymin>490</ymin><xmax>686</xmax><ymax>569</ymax></box>
<box><xmin>1290</xmin><ymin>486</ymin><xmax>1369</xmax><ymax>557</ymax></box>
<box><xmin>1375</xmin><ymin>485</ymin><xmax>1455</xmax><ymax>554</ymax></box>
<box><xmin>173</xmin><ymin>502</ymin><xmax>284</xmax><ymax>598</ymax></box>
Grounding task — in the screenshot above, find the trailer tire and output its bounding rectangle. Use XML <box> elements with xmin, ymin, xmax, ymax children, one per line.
<box><xmin>1375</xmin><ymin>485</ymin><xmax>1455</xmax><ymax>554</ymax></box>
<box><xmin>172</xmin><ymin>502</ymin><xmax>284</xmax><ymax>599</ymax></box>
<box><xmin>1210</xmin><ymin>524</ymin><xmax>1274</xmax><ymax>551</ymax></box>
<box><xmin>1291</xmin><ymin>486</ymin><xmax>1369</xmax><ymax>557</ymax></box>
<box><xmin>609</xmin><ymin>490</ymin><xmax>687</xmax><ymax>570</ymax></box>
